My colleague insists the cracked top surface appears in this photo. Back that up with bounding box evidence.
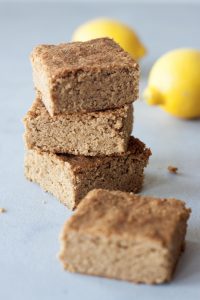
[30,37,139,76]
[63,189,191,245]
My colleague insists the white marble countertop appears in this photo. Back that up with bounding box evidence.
[0,2,200,299]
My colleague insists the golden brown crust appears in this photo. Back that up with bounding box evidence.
[64,189,191,246]
[31,37,139,78]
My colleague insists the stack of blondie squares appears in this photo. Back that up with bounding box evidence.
[23,37,151,209]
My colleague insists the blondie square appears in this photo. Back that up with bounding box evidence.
[24,137,151,209]
[30,38,139,116]
[59,189,191,284]
[23,98,133,156]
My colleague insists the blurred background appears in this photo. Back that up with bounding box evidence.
[1,0,200,103]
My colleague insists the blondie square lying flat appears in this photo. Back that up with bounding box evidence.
[23,98,133,156]
[24,137,151,209]
[59,189,191,284]
[31,38,139,116]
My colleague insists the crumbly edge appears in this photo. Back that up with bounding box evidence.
[166,207,190,276]
[24,149,76,209]
[65,136,151,174]
[31,57,54,115]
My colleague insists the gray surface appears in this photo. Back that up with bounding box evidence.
[0,2,200,299]
[1,0,200,4]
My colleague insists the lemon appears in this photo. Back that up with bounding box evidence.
[72,18,147,60]
[144,49,200,119]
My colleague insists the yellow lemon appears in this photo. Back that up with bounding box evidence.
[144,49,200,119]
[72,18,147,60]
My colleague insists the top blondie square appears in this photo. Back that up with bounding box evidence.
[31,38,139,116]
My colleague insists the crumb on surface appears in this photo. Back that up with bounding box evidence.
[0,208,6,213]
[168,166,178,174]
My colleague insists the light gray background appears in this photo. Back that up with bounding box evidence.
[0,2,200,300]
[1,0,200,4]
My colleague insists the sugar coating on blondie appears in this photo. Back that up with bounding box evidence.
[59,189,190,284]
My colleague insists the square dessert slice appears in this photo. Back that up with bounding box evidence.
[23,98,133,156]
[24,137,151,210]
[59,189,191,284]
[30,38,139,116]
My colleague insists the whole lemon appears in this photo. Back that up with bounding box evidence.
[144,49,200,119]
[72,18,147,60]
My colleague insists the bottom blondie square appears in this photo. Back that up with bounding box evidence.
[59,189,191,284]
[24,137,151,210]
